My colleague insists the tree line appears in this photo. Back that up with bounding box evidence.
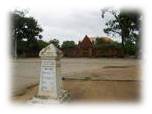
[10,9,141,58]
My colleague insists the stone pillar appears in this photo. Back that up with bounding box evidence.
[27,44,70,104]
[38,44,63,99]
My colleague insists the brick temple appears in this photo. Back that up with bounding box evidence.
[62,35,123,57]
[77,35,95,57]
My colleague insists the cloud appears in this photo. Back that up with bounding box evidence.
[29,8,107,44]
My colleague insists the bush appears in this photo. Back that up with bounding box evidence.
[62,41,76,48]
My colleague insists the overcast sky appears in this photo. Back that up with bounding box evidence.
[26,8,114,44]
[10,0,141,45]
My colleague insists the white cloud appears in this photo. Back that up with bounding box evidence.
[27,8,108,44]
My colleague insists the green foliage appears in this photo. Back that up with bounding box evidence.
[95,38,105,48]
[95,42,122,50]
[11,10,43,41]
[102,9,141,56]
[95,37,121,49]
[37,40,49,50]
[124,41,136,55]
[49,39,60,48]
[11,10,43,57]
[61,41,76,48]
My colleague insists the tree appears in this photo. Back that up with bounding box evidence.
[49,39,60,48]
[95,37,110,48]
[37,40,49,50]
[101,9,141,56]
[61,41,76,48]
[125,40,136,55]
[11,10,43,57]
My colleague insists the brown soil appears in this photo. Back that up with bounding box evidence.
[63,80,140,103]
[12,58,140,103]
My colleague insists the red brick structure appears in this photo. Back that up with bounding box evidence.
[77,35,95,57]
[62,35,124,57]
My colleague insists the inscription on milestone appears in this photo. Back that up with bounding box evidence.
[40,65,56,92]
[41,60,55,66]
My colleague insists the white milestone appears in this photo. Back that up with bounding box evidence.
[28,44,70,104]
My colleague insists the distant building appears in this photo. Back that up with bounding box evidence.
[62,35,124,57]
[77,35,94,57]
